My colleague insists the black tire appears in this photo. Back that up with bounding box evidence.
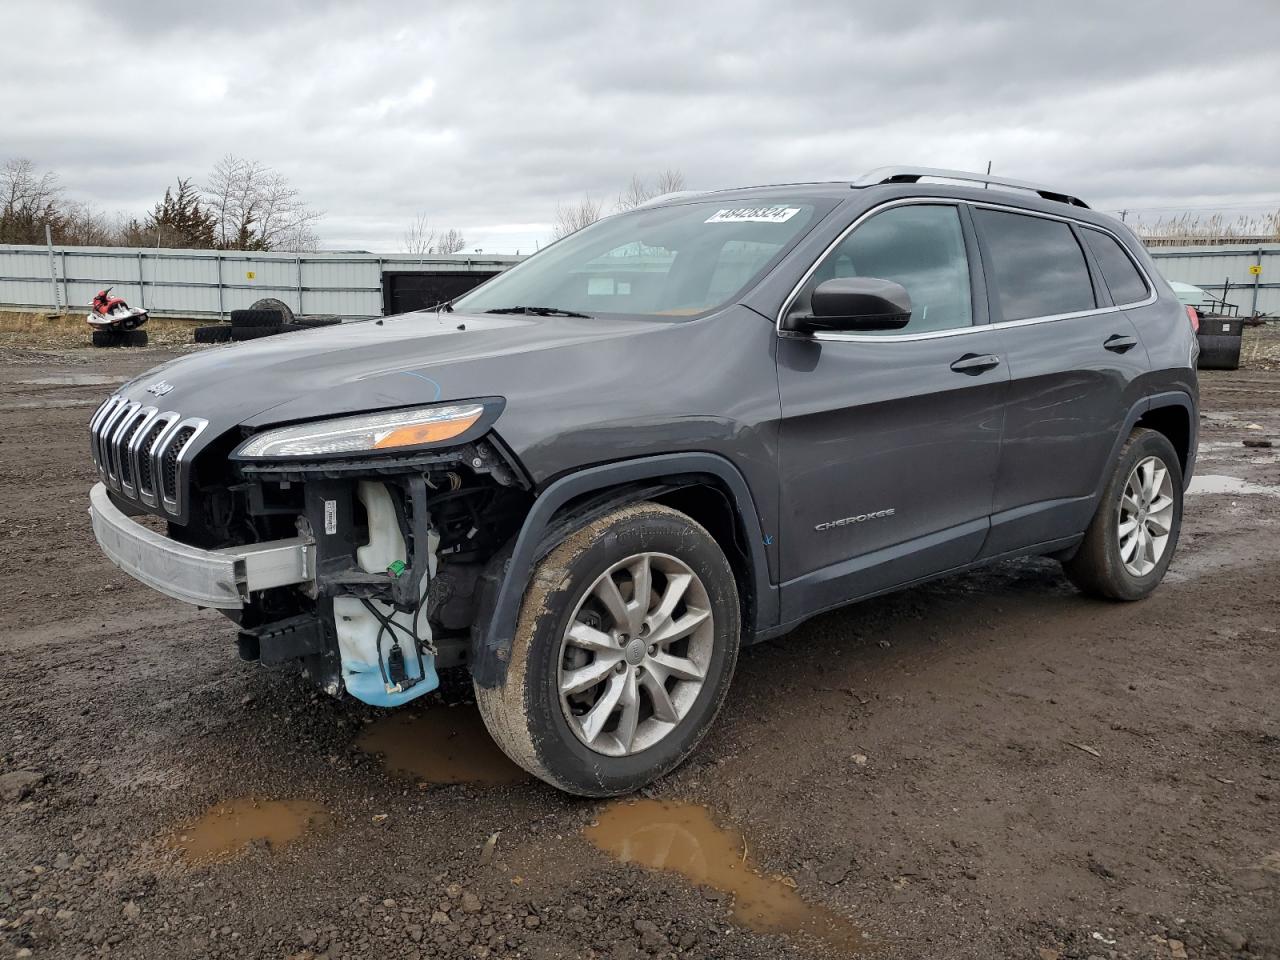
[230,309,282,328]
[475,502,740,796]
[1196,333,1242,371]
[230,325,286,341]
[1063,428,1184,601]
[193,325,232,343]
[250,297,296,324]
[91,329,148,348]
[289,315,342,328]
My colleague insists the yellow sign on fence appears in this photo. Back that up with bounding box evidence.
[1249,264,1263,276]
[246,271,256,280]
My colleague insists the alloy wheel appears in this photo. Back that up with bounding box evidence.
[1117,455,1175,577]
[557,552,714,757]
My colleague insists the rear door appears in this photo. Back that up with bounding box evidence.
[972,206,1151,555]
[776,201,1008,619]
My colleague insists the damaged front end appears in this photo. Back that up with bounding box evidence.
[91,395,531,707]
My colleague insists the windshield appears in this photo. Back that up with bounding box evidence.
[454,198,828,319]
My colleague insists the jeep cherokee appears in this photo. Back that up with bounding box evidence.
[88,166,1198,796]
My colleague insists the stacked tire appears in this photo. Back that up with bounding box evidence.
[230,303,289,342]
[193,299,342,345]
[91,329,148,348]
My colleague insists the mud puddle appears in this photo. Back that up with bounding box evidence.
[358,705,528,785]
[586,799,867,953]
[1187,474,1280,497]
[169,798,330,862]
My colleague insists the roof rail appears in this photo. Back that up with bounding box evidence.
[853,166,1090,209]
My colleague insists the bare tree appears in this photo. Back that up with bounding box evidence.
[404,213,437,255]
[437,227,467,254]
[403,216,467,255]
[553,193,603,240]
[615,168,687,211]
[58,200,117,246]
[203,154,321,251]
[0,158,62,244]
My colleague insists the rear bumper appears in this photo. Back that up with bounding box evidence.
[88,482,314,609]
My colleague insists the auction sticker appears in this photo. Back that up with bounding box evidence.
[706,206,800,224]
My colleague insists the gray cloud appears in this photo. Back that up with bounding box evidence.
[3,0,1277,252]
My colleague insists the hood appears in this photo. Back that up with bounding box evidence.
[116,310,676,444]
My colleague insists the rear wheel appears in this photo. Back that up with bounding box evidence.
[475,503,740,796]
[1063,428,1183,600]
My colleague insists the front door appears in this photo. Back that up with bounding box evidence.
[776,201,1007,620]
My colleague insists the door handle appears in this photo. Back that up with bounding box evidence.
[1104,334,1138,353]
[950,353,1002,375]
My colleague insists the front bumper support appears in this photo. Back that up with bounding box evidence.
[88,482,314,609]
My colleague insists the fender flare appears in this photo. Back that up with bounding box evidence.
[471,452,776,688]
[1100,390,1198,498]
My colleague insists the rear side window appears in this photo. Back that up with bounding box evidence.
[975,209,1096,321]
[1081,228,1149,305]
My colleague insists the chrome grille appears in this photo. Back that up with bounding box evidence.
[89,396,208,520]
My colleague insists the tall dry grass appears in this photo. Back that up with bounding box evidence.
[1135,209,1280,247]
[0,311,198,348]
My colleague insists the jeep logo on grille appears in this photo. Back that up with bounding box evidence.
[146,380,174,397]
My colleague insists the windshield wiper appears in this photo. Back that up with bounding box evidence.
[483,306,593,318]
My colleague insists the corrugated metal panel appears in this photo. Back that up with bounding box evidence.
[0,244,522,318]
[1149,243,1276,317]
[11,241,1269,319]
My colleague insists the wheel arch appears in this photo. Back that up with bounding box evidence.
[1094,391,1197,504]
[470,453,777,689]
[1134,398,1194,477]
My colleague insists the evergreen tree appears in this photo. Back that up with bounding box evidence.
[144,178,216,248]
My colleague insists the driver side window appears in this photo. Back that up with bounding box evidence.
[805,204,973,335]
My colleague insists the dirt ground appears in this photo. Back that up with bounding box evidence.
[1,327,1277,960]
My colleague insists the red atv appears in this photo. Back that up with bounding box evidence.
[87,288,149,347]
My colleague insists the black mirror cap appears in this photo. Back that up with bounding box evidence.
[785,277,913,333]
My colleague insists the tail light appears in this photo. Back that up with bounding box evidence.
[1186,305,1200,333]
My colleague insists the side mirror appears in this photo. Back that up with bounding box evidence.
[784,277,913,333]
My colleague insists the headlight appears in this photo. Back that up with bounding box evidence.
[234,402,489,459]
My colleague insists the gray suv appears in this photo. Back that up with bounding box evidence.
[88,166,1198,795]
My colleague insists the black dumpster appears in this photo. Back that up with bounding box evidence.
[1196,315,1244,370]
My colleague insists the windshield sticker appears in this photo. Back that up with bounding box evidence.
[705,206,801,224]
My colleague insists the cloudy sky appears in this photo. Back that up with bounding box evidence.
[5,0,1278,253]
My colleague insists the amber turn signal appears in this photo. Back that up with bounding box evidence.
[373,411,482,449]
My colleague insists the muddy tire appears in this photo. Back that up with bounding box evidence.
[91,329,148,348]
[193,324,232,343]
[1063,428,1184,601]
[289,315,342,328]
[230,309,282,329]
[250,297,295,324]
[475,503,740,796]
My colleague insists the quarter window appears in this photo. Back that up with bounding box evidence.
[975,209,1096,321]
[800,204,973,335]
[1082,228,1149,305]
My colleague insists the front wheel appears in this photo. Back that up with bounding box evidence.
[1063,427,1184,600]
[475,502,740,796]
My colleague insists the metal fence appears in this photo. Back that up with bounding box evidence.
[0,244,522,319]
[1,240,1275,320]
[1147,243,1276,317]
